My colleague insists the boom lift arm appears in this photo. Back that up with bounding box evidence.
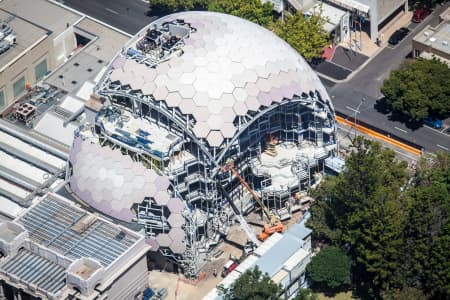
[222,159,283,240]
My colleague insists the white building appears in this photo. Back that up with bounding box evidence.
[0,193,149,300]
[204,215,313,300]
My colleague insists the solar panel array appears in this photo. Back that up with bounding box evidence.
[18,195,139,267]
[2,249,66,294]
[108,12,330,147]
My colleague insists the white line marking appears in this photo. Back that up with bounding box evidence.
[394,127,408,133]
[105,8,119,15]
[345,106,359,114]
[436,144,449,151]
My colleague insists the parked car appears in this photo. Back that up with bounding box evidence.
[142,288,154,300]
[221,259,238,277]
[412,3,431,23]
[388,27,410,45]
[423,117,443,129]
[155,288,168,299]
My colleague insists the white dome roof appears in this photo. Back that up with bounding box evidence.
[107,12,331,146]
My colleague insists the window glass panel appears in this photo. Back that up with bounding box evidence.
[0,90,5,109]
[34,59,48,81]
[13,76,25,98]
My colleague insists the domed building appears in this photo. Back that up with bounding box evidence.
[67,12,337,277]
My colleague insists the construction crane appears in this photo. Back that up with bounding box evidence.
[222,159,283,241]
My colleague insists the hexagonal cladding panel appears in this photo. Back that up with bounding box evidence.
[168,228,185,241]
[146,237,160,252]
[206,131,224,147]
[154,190,170,206]
[156,233,172,248]
[168,213,185,228]
[169,240,186,254]
[167,197,184,214]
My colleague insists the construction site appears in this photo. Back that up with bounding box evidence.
[65,11,339,280]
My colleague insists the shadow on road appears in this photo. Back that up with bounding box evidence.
[374,98,422,130]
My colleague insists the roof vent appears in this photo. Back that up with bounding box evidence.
[424,31,430,36]
[429,37,436,43]
[443,41,448,46]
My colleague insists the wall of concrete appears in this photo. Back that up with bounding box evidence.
[377,0,407,23]
[0,36,50,112]
[103,254,149,300]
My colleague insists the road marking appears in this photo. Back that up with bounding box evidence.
[394,127,408,133]
[345,106,359,114]
[436,144,449,151]
[105,8,119,15]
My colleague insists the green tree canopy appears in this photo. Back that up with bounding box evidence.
[270,11,329,61]
[382,286,427,300]
[293,288,319,300]
[208,0,274,27]
[308,137,410,297]
[402,152,450,298]
[149,0,209,12]
[219,266,281,300]
[306,246,352,293]
[381,59,450,121]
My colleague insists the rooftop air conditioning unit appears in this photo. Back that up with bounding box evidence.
[429,37,436,43]
[424,31,430,37]
[443,41,448,46]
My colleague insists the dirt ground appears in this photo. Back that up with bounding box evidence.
[148,239,243,300]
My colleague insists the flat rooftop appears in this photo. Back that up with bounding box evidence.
[0,0,81,37]
[0,9,48,70]
[414,22,450,55]
[17,194,140,267]
[75,17,131,62]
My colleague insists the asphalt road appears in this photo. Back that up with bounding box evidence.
[62,0,157,34]
[326,3,450,153]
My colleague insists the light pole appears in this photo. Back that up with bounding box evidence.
[353,98,365,139]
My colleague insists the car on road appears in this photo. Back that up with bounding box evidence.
[423,117,443,129]
[388,27,410,45]
[412,3,431,23]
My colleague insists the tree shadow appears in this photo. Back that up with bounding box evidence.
[374,97,423,131]
[373,97,392,115]
[388,111,422,130]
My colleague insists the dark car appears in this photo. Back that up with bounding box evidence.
[423,117,443,129]
[388,27,410,45]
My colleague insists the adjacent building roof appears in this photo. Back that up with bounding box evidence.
[104,12,331,147]
[0,0,82,37]
[18,194,140,266]
[0,9,48,72]
[2,249,67,294]
[0,193,148,299]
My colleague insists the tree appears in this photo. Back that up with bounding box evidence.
[219,266,281,300]
[149,0,208,12]
[402,152,450,298]
[208,0,274,27]
[308,137,410,297]
[293,288,319,300]
[382,286,427,300]
[306,246,352,293]
[270,11,329,61]
[381,59,450,121]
